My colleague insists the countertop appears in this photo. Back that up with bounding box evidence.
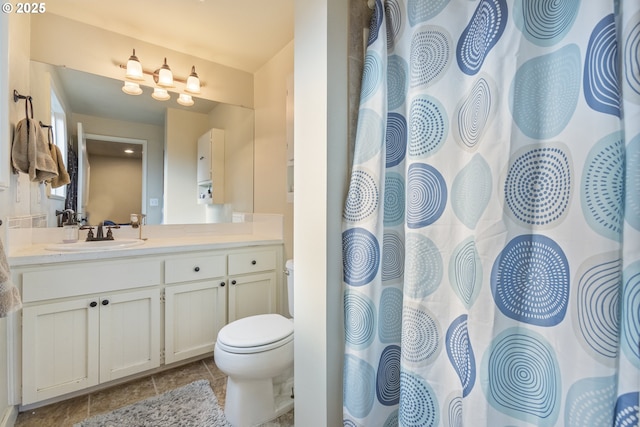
[9,234,284,267]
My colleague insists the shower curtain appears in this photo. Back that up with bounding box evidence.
[342,0,639,426]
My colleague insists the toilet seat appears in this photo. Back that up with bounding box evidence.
[217,313,293,354]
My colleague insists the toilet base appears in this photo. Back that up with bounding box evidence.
[224,369,294,427]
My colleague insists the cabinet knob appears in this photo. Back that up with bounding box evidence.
[220,281,226,287]
[194,266,200,272]
[251,260,257,265]
[231,280,237,285]
[89,301,98,308]
[101,299,110,306]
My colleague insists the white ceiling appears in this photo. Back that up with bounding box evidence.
[46,0,295,73]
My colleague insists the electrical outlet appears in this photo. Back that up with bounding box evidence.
[149,198,159,206]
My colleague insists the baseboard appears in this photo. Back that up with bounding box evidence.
[0,405,17,427]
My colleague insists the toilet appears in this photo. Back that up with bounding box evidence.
[214,259,295,427]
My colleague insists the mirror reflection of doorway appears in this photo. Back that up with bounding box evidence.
[81,131,147,225]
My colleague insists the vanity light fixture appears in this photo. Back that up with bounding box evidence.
[156,58,174,88]
[177,93,194,106]
[125,49,144,80]
[185,66,201,94]
[120,49,203,106]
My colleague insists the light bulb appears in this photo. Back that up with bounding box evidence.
[177,93,194,106]
[122,81,142,95]
[152,87,170,101]
[185,66,201,94]
[125,49,144,81]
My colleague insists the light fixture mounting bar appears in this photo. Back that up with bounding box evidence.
[118,64,205,87]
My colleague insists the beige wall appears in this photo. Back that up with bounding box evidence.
[86,155,142,224]
[254,41,294,260]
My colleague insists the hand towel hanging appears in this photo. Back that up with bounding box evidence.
[0,238,22,318]
[45,126,70,188]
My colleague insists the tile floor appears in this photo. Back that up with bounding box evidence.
[14,358,294,427]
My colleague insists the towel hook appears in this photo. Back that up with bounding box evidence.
[13,90,33,119]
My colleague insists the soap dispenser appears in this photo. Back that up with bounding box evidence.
[63,212,79,243]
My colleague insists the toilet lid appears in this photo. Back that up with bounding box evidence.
[217,313,293,351]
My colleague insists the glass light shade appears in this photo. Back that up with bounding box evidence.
[125,49,144,81]
[185,66,201,94]
[122,81,143,95]
[157,58,174,87]
[177,93,194,106]
[152,87,170,101]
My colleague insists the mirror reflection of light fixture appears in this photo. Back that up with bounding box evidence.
[152,87,170,101]
[125,49,144,80]
[122,81,143,95]
[124,148,134,154]
[156,58,174,88]
[177,93,194,106]
[185,66,201,94]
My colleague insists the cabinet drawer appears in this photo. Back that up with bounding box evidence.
[165,254,226,284]
[22,259,162,303]
[228,250,276,275]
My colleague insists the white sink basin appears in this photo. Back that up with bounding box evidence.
[46,239,145,252]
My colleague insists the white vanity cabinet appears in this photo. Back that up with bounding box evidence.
[12,242,283,407]
[19,259,162,405]
[228,249,278,322]
[164,254,227,364]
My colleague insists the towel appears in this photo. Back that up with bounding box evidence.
[0,238,22,318]
[48,143,71,188]
[11,118,58,182]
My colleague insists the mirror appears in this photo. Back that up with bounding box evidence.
[30,61,255,226]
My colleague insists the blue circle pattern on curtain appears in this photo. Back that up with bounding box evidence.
[453,75,497,151]
[572,253,622,365]
[367,0,383,47]
[409,96,448,158]
[564,375,618,427]
[385,0,403,51]
[386,112,407,168]
[491,234,570,327]
[615,392,640,427]
[451,154,492,229]
[361,51,384,104]
[354,108,384,165]
[402,304,441,365]
[344,290,376,349]
[623,12,640,102]
[343,354,376,418]
[410,27,451,88]
[407,0,449,26]
[513,0,579,47]
[342,227,380,287]
[377,345,401,406]
[407,163,447,228]
[384,172,405,227]
[445,396,463,427]
[584,14,621,118]
[405,233,443,299]
[581,131,625,241]
[482,328,561,426]
[378,287,403,343]
[399,371,439,427]
[449,237,483,309]
[343,169,379,223]
[456,0,508,76]
[388,56,408,111]
[503,144,573,227]
[381,232,404,283]
[621,261,640,369]
[446,315,476,397]
[625,133,640,230]
[510,44,581,139]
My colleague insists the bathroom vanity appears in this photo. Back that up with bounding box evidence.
[7,224,284,408]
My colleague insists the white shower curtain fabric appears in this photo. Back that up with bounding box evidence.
[342,0,640,426]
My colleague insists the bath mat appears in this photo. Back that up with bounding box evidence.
[73,380,231,427]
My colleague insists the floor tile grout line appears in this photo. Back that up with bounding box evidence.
[151,375,159,395]
[202,359,217,382]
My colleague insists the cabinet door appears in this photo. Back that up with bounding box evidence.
[197,132,212,183]
[99,289,161,382]
[228,272,277,322]
[22,298,99,404]
[164,280,227,364]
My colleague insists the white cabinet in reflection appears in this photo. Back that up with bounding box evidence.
[197,128,225,204]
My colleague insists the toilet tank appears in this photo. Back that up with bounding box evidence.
[285,259,294,317]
